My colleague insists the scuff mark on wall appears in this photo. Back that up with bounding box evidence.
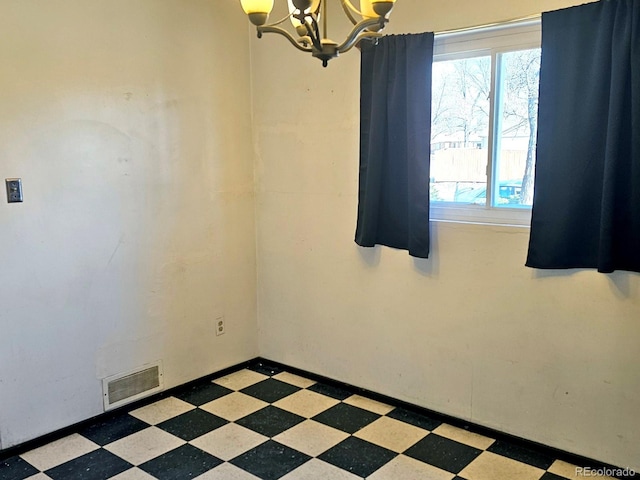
[107,235,125,267]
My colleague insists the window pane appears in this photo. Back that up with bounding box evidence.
[493,48,541,207]
[430,56,491,204]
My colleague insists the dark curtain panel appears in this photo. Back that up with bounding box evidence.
[526,0,640,273]
[355,33,434,258]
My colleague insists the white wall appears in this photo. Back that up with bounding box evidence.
[2,0,639,470]
[253,0,640,471]
[0,0,258,448]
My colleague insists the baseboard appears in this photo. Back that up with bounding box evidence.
[255,357,637,478]
[1,356,636,479]
[0,358,256,462]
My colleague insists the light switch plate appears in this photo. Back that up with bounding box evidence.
[5,178,23,203]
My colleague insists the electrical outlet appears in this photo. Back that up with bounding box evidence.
[216,316,225,336]
[5,178,23,203]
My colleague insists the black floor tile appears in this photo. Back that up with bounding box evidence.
[318,436,397,478]
[487,439,555,470]
[540,473,568,480]
[45,449,132,480]
[312,403,380,434]
[0,456,39,480]
[173,381,233,406]
[386,407,443,431]
[240,379,301,403]
[139,444,222,480]
[404,433,482,474]
[78,413,149,446]
[248,363,286,377]
[230,440,310,480]
[307,382,353,400]
[156,408,228,441]
[236,406,305,437]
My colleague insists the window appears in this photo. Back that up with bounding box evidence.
[429,20,541,225]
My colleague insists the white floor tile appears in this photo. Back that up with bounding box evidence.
[459,451,544,480]
[280,458,361,480]
[343,395,394,415]
[354,416,429,453]
[20,434,99,471]
[273,372,317,389]
[432,424,495,450]
[273,389,340,418]
[213,370,268,391]
[109,467,157,479]
[195,462,261,479]
[104,426,185,465]
[273,420,349,457]
[190,424,268,461]
[200,392,268,421]
[129,397,195,425]
[25,474,53,480]
[367,454,455,480]
[547,459,618,480]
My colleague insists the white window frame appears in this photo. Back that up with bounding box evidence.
[429,19,541,227]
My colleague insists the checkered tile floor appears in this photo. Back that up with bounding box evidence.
[0,363,618,480]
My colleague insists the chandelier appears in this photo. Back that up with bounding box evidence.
[239,0,397,67]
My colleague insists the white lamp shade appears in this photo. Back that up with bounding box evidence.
[240,0,274,15]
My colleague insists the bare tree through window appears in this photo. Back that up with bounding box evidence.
[430,48,541,208]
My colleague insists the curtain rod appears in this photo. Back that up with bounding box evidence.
[435,13,541,37]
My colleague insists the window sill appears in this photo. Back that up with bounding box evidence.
[430,203,532,228]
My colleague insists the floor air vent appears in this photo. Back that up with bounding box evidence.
[103,362,163,411]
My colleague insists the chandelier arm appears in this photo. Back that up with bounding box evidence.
[338,31,382,53]
[257,26,314,52]
[336,18,386,52]
[339,0,362,25]
[264,12,298,27]
[303,16,323,51]
[297,36,314,46]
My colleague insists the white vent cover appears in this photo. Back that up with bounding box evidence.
[102,362,163,411]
